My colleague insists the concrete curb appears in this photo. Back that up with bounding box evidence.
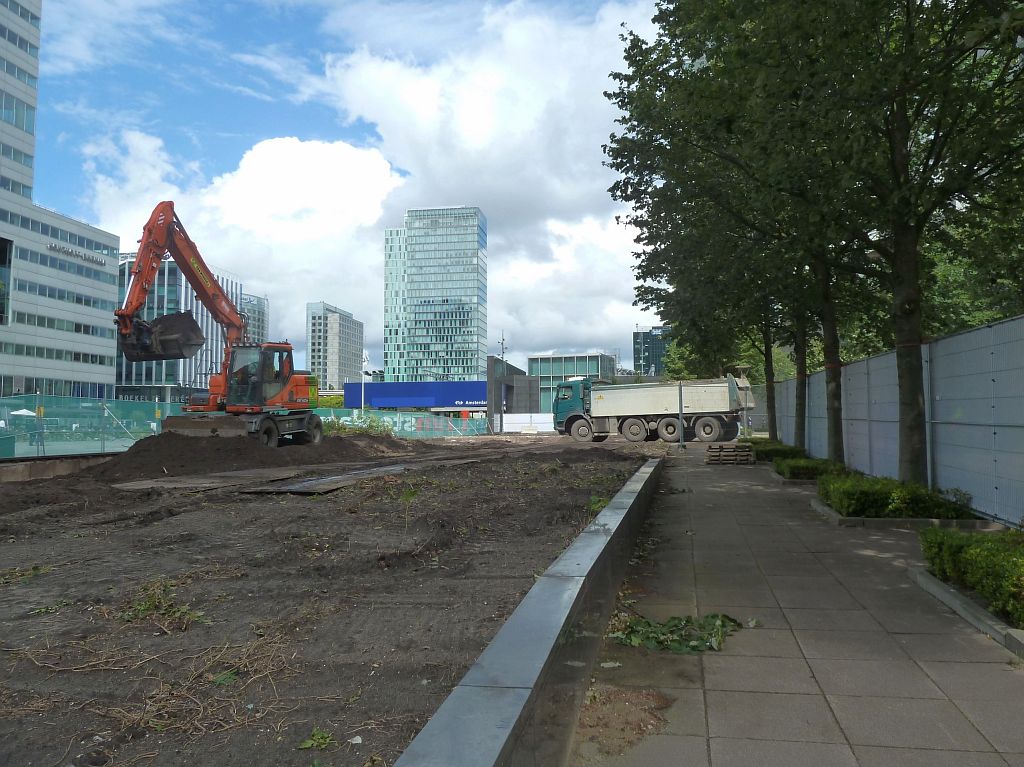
[810,497,1008,531]
[909,568,1024,661]
[0,455,111,483]
[394,457,664,767]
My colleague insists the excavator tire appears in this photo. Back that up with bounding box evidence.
[257,419,280,448]
[294,415,323,445]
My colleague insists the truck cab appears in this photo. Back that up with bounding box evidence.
[553,379,589,433]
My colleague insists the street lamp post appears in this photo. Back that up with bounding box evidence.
[361,350,370,411]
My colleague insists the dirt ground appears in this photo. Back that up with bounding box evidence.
[0,433,657,767]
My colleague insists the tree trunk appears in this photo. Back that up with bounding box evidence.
[761,320,778,441]
[793,322,808,450]
[890,224,928,485]
[813,257,845,464]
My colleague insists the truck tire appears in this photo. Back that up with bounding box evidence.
[570,419,594,443]
[621,417,648,443]
[257,419,280,447]
[694,416,722,442]
[657,417,681,443]
[723,421,740,441]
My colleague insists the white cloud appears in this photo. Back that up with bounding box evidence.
[86,132,403,365]
[41,0,201,76]
[78,1,662,370]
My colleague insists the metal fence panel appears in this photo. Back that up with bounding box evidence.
[769,315,1024,527]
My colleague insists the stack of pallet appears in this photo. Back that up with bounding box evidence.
[704,443,755,465]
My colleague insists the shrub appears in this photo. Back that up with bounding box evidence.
[773,457,847,480]
[919,528,1024,629]
[818,475,975,519]
[322,414,395,437]
[751,444,807,461]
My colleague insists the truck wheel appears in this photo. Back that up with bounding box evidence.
[257,419,280,447]
[570,419,594,443]
[694,416,722,442]
[657,417,681,443]
[621,418,648,443]
[723,421,740,441]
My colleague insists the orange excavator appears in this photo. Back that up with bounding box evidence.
[115,201,322,446]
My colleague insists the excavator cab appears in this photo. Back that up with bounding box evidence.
[118,311,206,362]
[226,345,291,407]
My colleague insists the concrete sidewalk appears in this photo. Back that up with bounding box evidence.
[580,447,1024,767]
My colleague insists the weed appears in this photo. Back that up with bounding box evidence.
[298,726,337,751]
[608,613,741,654]
[588,496,611,513]
[0,564,53,587]
[211,669,238,686]
[29,598,70,615]
[119,578,206,631]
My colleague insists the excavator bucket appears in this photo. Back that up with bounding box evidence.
[119,312,206,362]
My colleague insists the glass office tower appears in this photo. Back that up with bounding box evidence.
[383,207,487,382]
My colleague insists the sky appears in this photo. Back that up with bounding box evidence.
[33,0,662,371]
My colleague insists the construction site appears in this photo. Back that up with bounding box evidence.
[0,431,660,766]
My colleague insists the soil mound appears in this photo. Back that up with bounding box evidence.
[83,431,429,481]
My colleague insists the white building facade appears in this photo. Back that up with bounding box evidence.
[306,301,363,390]
[0,0,121,398]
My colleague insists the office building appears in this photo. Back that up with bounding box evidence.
[633,325,671,377]
[0,0,121,398]
[115,254,242,400]
[306,301,363,390]
[528,353,617,411]
[240,293,269,344]
[383,207,487,382]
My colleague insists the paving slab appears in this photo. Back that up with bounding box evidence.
[569,452,1020,767]
[710,738,858,767]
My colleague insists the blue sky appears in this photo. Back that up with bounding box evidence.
[33,0,660,368]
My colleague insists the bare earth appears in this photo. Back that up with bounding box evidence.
[0,433,652,767]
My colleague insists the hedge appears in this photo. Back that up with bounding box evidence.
[773,457,847,480]
[919,528,1024,629]
[818,474,976,519]
[750,444,807,461]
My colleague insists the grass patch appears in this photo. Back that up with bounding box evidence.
[920,528,1024,629]
[0,564,53,587]
[119,578,206,631]
[608,613,741,654]
[322,414,394,437]
[819,475,976,519]
[773,457,847,480]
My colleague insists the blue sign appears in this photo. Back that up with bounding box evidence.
[343,380,487,409]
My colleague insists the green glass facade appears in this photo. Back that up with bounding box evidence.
[528,353,617,411]
[383,207,487,382]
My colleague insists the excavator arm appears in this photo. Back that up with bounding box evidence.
[115,201,246,365]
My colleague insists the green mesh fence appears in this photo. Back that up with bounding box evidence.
[0,396,490,459]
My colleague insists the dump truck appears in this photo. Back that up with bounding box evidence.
[553,375,754,443]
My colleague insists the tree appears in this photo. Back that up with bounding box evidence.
[607,0,1024,482]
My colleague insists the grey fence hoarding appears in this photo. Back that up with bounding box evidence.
[773,315,1024,527]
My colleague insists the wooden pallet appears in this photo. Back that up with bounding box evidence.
[705,443,755,465]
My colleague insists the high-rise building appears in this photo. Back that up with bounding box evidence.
[383,207,487,382]
[306,301,363,390]
[115,254,242,400]
[528,352,617,411]
[240,293,270,344]
[0,0,121,398]
[633,325,671,377]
